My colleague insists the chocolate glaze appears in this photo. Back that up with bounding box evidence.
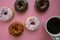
[35,0,49,12]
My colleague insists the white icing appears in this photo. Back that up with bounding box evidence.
[40,3,47,9]
[26,16,40,31]
[0,7,13,21]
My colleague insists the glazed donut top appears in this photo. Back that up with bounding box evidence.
[14,0,28,12]
[0,7,13,21]
[35,0,49,12]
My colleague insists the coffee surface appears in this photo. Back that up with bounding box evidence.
[47,17,60,34]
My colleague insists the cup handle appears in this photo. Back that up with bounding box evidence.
[52,36,60,40]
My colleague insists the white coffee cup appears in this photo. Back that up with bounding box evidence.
[45,16,60,40]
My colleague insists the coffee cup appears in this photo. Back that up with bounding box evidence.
[45,16,60,40]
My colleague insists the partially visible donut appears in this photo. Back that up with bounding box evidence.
[25,16,40,31]
[0,7,14,21]
[14,0,28,12]
[8,22,24,37]
[35,0,49,12]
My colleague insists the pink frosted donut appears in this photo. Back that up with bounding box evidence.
[0,7,13,21]
[25,16,40,31]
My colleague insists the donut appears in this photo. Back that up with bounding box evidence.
[0,7,14,21]
[14,0,28,12]
[35,0,49,12]
[25,16,40,31]
[8,22,24,37]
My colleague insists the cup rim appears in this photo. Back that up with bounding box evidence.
[45,16,60,36]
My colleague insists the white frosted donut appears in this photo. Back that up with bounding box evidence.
[0,7,13,21]
[25,16,40,31]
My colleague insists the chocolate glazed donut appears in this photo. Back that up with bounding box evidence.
[14,0,28,12]
[35,0,49,12]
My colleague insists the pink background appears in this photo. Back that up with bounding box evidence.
[0,0,60,40]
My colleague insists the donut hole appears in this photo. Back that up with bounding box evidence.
[18,1,24,8]
[38,1,44,7]
[38,0,46,8]
[40,2,44,6]
[31,22,35,25]
[4,12,7,15]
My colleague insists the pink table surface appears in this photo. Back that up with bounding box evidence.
[0,0,60,40]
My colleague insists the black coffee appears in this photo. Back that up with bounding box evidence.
[47,17,60,34]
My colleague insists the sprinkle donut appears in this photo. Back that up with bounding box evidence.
[8,22,24,37]
[25,16,40,31]
[0,7,14,21]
